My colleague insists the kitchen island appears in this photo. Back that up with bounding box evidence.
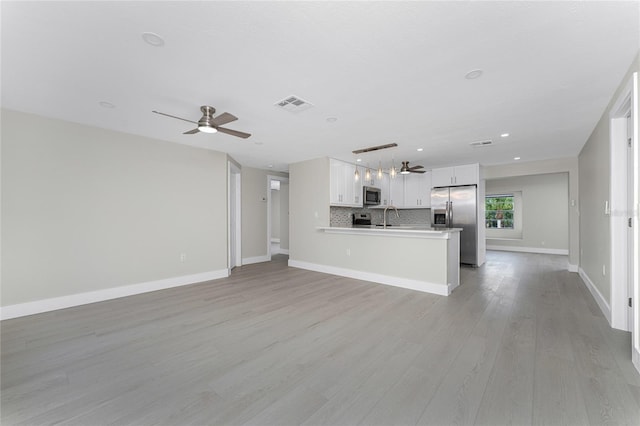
[289,225,461,296]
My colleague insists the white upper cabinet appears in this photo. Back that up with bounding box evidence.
[403,171,431,208]
[431,163,479,187]
[330,159,362,207]
[389,175,405,207]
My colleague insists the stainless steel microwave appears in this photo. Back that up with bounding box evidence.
[363,186,381,206]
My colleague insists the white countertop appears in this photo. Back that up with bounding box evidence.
[317,225,462,239]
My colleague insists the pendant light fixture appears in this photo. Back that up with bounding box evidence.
[377,161,383,179]
[365,166,371,181]
[390,158,397,178]
[354,166,360,181]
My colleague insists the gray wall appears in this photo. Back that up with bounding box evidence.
[484,157,579,268]
[486,173,569,251]
[579,52,640,304]
[1,109,229,306]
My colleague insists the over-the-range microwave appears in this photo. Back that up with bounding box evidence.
[363,186,381,206]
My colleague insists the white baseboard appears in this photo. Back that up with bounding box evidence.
[568,264,579,273]
[578,267,611,326]
[271,248,289,255]
[288,259,451,296]
[487,245,569,255]
[0,269,229,321]
[242,255,270,265]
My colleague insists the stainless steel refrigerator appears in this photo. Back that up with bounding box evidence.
[431,185,478,266]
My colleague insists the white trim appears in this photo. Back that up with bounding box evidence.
[578,267,612,326]
[271,248,289,255]
[0,269,229,320]
[267,175,289,260]
[288,259,452,296]
[242,255,270,265]
[486,245,569,255]
[568,264,579,273]
[633,347,640,375]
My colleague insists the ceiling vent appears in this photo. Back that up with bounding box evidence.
[274,95,314,113]
[469,139,493,147]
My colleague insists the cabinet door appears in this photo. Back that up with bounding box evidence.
[431,167,454,187]
[347,163,362,206]
[329,159,344,205]
[389,175,405,207]
[378,173,390,206]
[404,171,432,208]
[452,164,478,186]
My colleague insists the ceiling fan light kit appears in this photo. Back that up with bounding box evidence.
[152,105,251,139]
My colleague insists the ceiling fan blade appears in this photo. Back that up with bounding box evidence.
[212,112,238,126]
[410,170,426,174]
[183,128,200,134]
[152,110,197,124]
[217,127,251,139]
[409,165,424,170]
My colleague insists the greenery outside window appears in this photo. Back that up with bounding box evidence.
[486,194,514,229]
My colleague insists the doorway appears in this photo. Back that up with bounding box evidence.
[267,175,289,259]
[609,72,639,373]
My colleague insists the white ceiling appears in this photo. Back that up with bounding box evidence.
[2,1,639,172]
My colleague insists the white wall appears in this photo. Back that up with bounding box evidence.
[1,109,229,308]
[279,182,289,250]
[579,52,640,305]
[486,173,569,253]
[271,188,280,240]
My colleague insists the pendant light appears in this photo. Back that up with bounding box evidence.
[354,166,360,181]
[390,158,397,178]
[365,165,371,181]
[377,161,383,179]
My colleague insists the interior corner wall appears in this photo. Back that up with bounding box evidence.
[1,109,229,307]
[241,167,288,261]
[578,52,640,305]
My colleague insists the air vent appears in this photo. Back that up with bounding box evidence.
[274,95,314,113]
[469,139,493,147]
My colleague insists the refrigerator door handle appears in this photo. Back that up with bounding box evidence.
[448,201,453,227]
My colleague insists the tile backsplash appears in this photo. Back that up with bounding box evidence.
[330,206,431,227]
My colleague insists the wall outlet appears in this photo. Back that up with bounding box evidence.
[541,241,545,246]
[602,264,606,276]
[346,248,351,256]
[180,253,187,263]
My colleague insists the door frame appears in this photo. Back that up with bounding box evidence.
[267,175,289,259]
[228,161,242,271]
[609,72,639,373]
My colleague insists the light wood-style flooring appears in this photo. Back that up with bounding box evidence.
[2,252,640,425]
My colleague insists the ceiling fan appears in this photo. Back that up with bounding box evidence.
[152,105,251,139]
[399,161,425,174]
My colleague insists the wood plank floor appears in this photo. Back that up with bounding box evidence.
[2,252,639,425]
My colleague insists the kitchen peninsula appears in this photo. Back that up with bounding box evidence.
[289,157,463,296]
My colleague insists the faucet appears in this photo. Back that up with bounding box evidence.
[383,205,399,229]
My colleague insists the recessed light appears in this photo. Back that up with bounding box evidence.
[514,157,521,160]
[142,32,165,47]
[356,158,362,162]
[268,165,274,168]
[326,117,338,123]
[464,69,483,80]
[417,148,424,152]
[254,141,263,145]
[99,101,115,108]
[501,133,510,138]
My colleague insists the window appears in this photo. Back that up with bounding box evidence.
[486,194,514,229]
